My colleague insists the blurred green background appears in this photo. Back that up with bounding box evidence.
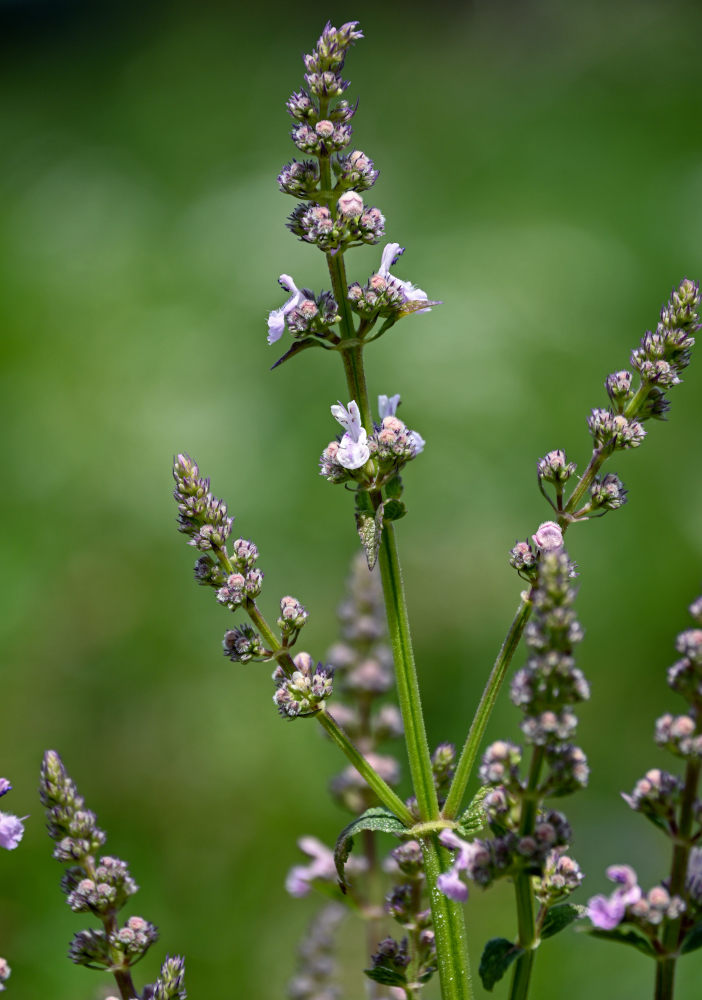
[1,0,702,996]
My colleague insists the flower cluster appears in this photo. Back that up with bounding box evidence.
[439,549,587,904]
[39,751,186,997]
[587,595,702,964]
[286,903,346,1000]
[268,20,435,354]
[319,395,425,486]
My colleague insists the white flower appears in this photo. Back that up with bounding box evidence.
[331,400,370,470]
[267,274,305,344]
[378,243,430,311]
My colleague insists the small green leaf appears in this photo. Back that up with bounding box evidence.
[457,785,490,837]
[334,806,406,887]
[364,966,407,987]
[355,490,373,514]
[383,499,407,522]
[385,475,404,499]
[270,338,324,370]
[355,503,384,570]
[681,919,702,954]
[479,938,524,992]
[585,925,657,957]
[541,903,586,939]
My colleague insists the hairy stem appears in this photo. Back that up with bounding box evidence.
[423,835,474,1000]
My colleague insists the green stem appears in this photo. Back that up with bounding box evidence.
[317,707,414,825]
[378,517,439,822]
[423,835,474,1000]
[508,746,545,1000]
[443,595,534,820]
[327,243,471,997]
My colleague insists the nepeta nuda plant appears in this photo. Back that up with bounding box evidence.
[169,20,700,1000]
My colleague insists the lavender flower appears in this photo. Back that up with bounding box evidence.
[268,274,306,344]
[587,864,642,929]
[0,812,25,851]
[330,400,370,470]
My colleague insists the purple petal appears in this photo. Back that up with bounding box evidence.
[587,893,626,930]
[0,813,25,851]
[437,868,468,903]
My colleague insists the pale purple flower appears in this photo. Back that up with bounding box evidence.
[436,828,490,903]
[378,243,430,312]
[331,400,370,470]
[0,812,25,851]
[0,780,11,798]
[532,520,563,551]
[267,274,305,344]
[409,430,425,456]
[285,836,336,897]
[587,864,642,929]
[378,393,401,419]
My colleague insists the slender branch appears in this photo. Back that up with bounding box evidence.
[317,708,414,825]
[443,594,534,820]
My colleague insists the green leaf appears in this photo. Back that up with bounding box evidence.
[364,966,407,987]
[585,925,657,957]
[681,919,702,954]
[541,903,586,939]
[457,785,490,837]
[418,965,437,984]
[355,502,384,570]
[385,475,404,499]
[270,338,324,370]
[479,938,524,992]
[334,806,406,888]
[383,499,407,522]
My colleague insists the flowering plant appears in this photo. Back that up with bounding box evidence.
[32,18,701,1000]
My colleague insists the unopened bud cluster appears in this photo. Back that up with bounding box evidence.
[40,751,186,995]
[439,549,588,903]
[588,595,702,954]
[535,279,699,524]
[173,455,310,667]
[273,652,334,718]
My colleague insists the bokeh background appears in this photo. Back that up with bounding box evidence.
[2,0,702,996]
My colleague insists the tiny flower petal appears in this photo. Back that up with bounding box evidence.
[0,812,25,850]
[0,780,11,798]
[437,868,469,902]
[378,394,401,419]
[337,430,370,469]
[376,243,431,313]
[267,274,305,345]
[331,400,363,437]
[587,893,626,930]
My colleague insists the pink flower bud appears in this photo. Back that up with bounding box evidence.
[532,520,563,551]
[337,191,364,217]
